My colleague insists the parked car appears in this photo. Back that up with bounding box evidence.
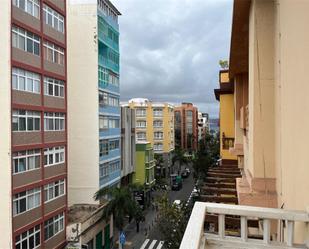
[185,167,191,174]
[171,181,182,191]
[181,170,189,178]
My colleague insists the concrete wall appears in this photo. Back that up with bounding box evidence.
[121,107,136,178]
[219,94,237,160]
[0,1,12,247]
[274,0,309,240]
[68,3,99,205]
[247,0,276,179]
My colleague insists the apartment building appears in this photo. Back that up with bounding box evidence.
[214,70,237,162]
[0,1,67,248]
[174,103,198,152]
[68,0,121,204]
[127,98,174,177]
[198,112,209,141]
[121,106,136,186]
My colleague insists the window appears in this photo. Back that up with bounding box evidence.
[12,110,40,132]
[13,0,40,19]
[43,5,64,33]
[153,120,163,128]
[108,95,119,106]
[99,116,108,130]
[154,143,163,151]
[44,212,64,241]
[109,140,119,150]
[44,179,65,202]
[13,187,41,216]
[44,112,65,131]
[136,120,146,128]
[12,26,40,55]
[99,92,108,106]
[110,161,120,173]
[154,131,163,140]
[136,132,146,141]
[44,147,65,167]
[109,72,119,86]
[99,92,119,107]
[99,163,109,178]
[13,149,40,174]
[44,77,64,98]
[43,41,64,65]
[99,140,108,157]
[15,225,41,249]
[98,66,109,84]
[136,109,146,117]
[153,108,163,117]
[109,118,119,128]
[12,68,40,94]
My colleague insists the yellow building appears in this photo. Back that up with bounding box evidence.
[127,98,174,177]
[228,0,309,241]
[214,70,237,162]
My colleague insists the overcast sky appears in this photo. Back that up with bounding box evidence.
[113,0,233,118]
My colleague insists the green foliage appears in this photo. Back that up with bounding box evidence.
[172,148,188,167]
[193,132,219,180]
[156,195,191,249]
[219,59,229,69]
[94,185,144,231]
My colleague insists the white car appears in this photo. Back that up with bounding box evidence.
[173,200,181,207]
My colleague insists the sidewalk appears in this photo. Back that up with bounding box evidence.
[113,204,159,249]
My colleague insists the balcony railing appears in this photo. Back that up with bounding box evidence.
[180,202,309,249]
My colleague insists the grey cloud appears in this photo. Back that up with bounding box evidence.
[114,0,233,117]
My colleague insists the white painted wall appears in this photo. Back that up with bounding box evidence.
[0,1,12,247]
[67,3,99,205]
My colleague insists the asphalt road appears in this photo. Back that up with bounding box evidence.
[146,165,196,246]
[122,164,195,249]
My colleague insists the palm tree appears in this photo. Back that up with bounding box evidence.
[172,149,188,174]
[94,186,136,249]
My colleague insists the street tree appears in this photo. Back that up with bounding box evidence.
[172,148,188,174]
[94,186,144,247]
[156,195,191,249]
[193,131,219,180]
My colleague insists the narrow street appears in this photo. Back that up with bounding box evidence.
[121,164,195,249]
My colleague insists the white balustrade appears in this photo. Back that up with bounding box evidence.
[180,202,309,249]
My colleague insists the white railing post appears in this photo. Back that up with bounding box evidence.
[263,219,271,244]
[241,216,248,241]
[286,220,294,247]
[218,214,225,238]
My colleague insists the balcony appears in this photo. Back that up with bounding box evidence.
[98,55,119,74]
[99,105,120,115]
[98,31,119,52]
[180,202,309,249]
[98,80,119,94]
[99,128,120,138]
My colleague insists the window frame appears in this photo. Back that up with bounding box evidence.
[44,112,65,131]
[15,224,41,249]
[43,4,65,33]
[44,212,64,241]
[12,26,40,56]
[12,110,41,132]
[12,67,41,94]
[44,146,65,167]
[13,149,41,174]
[13,0,40,19]
[44,179,65,203]
[13,187,41,216]
[43,41,65,65]
[44,76,65,98]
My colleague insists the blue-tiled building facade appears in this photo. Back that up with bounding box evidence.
[97,0,121,189]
